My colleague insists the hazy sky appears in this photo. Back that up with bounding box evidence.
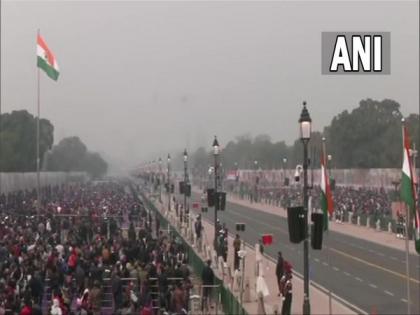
[1,1,419,170]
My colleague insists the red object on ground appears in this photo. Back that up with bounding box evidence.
[262,234,273,245]
[192,202,200,209]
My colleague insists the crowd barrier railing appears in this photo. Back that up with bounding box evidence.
[136,187,248,315]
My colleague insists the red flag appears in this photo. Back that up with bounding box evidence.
[262,234,273,246]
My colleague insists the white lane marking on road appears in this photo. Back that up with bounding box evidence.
[401,298,408,303]
[322,262,328,266]
[223,205,406,302]
[384,290,394,297]
[333,267,340,271]
[390,256,398,261]
[314,258,320,263]
[369,283,378,289]
[344,271,351,277]
[211,215,370,315]
[377,253,385,257]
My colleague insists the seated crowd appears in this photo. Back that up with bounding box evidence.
[0,181,192,315]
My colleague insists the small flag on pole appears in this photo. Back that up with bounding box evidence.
[37,34,60,81]
[261,234,273,246]
[321,154,334,231]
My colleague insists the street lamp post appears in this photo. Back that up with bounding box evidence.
[299,101,312,315]
[327,154,333,219]
[158,157,162,202]
[167,154,171,211]
[282,157,287,186]
[213,136,220,250]
[208,166,213,188]
[234,162,239,195]
[254,160,258,203]
[220,162,224,192]
[183,149,189,225]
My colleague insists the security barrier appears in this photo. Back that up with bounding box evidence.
[137,188,248,315]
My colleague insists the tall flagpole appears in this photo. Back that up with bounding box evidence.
[36,29,41,215]
[322,137,332,315]
[402,119,411,315]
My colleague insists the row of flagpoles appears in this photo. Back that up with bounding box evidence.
[320,120,419,314]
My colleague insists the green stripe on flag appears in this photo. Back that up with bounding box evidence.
[401,172,415,212]
[321,192,328,231]
[37,57,59,81]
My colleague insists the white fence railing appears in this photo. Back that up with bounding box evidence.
[0,172,87,194]
[235,168,411,188]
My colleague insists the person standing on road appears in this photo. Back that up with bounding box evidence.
[233,234,241,270]
[194,215,203,251]
[276,251,284,296]
[222,234,228,263]
[259,239,265,256]
[280,262,293,315]
[201,259,215,311]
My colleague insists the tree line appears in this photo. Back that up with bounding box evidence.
[0,110,107,178]
[185,99,419,172]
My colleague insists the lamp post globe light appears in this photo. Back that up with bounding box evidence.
[234,162,239,194]
[299,101,312,315]
[183,149,189,224]
[167,154,171,211]
[213,136,220,250]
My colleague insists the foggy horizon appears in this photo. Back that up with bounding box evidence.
[1,1,419,171]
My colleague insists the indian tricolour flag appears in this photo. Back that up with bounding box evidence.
[321,156,334,231]
[400,125,420,254]
[37,34,59,81]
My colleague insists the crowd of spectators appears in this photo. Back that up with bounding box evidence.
[0,181,192,315]
[327,186,392,218]
[232,181,393,219]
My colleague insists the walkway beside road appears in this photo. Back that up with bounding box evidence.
[156,193,358,315]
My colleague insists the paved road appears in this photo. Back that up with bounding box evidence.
[187,191,420,315]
